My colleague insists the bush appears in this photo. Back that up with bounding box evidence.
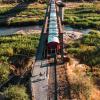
[0,34,39,57]
[66,30,100,67]
[4,85,29,100]
[6,47,14,56]
[71,80,92,100]
[0,63,10,84]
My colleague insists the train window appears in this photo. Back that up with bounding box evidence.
[52,49,56,54]
[48,49,56,55]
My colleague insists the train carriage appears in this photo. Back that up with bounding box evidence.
[47,0,61,57]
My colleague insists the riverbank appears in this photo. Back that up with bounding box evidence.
[0,26,41,36]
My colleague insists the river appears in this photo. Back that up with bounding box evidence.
[0,25,92,36]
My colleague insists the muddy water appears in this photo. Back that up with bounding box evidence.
[0,26,42,36]
[0,25,92,36]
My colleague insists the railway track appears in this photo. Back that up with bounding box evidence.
[48,57,57,100]
[56,64,72,100]
[47,57,71,100]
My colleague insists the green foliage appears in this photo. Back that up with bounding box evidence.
[64,3,100,29]
[0,0,48,3]
[81,30,100,46]
[66,30,100,67]
[4,85,29,100]
[6,47,14,56]
[0,63,10,84]
[0,4,46,26]
[0,34,39,63]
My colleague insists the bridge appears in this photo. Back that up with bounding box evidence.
[30,0,65,100]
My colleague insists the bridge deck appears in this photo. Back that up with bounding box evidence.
[30,0,63,99]
[30,60,48,100]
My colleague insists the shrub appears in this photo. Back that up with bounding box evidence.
[71,80,92,100]
[0,63,10,84]
[4,85,29,100]
[6,47,14,56]
[66,30,100,67]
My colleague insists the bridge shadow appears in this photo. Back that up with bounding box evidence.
[0,2,31,26]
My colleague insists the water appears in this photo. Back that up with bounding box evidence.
[0,26,42,36]
[64,25,92,34]
[0,25,92,36]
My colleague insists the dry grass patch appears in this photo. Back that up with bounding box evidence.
[57,57,100,99]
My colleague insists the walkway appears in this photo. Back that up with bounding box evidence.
[31,60,48,100]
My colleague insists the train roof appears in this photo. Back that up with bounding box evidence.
[50,17,57,21]
[48,35,59,43]
[49,24,57,29]
[50,13,56,17]
[49,28,58,33]
[49,21,57,26]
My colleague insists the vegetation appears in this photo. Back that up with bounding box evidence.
[0,0,48,3]
[71,78,92,100]
[66,30,100,93]
[0,34,39,60]
[64,3,100,29]
[66,30,100,67]
[0,63,10,84]
[64,0,100,2]
[0,3,46,26]
[4,85,29,100]
[71,66,93,100]
[0,34,39,98]
[0,1,100,99]
[57,62,93,99]
[0,34,39,79]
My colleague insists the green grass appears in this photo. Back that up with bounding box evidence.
[4,85,29,100]
[0,34,39,94]
[0,34,39,62]
[66,29,100,92]
[0,63,10,84]
[0,3,46,26]
[66,30,100,67]
[64,3,100,29]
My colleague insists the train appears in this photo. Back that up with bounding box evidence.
[47,0,61,58]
